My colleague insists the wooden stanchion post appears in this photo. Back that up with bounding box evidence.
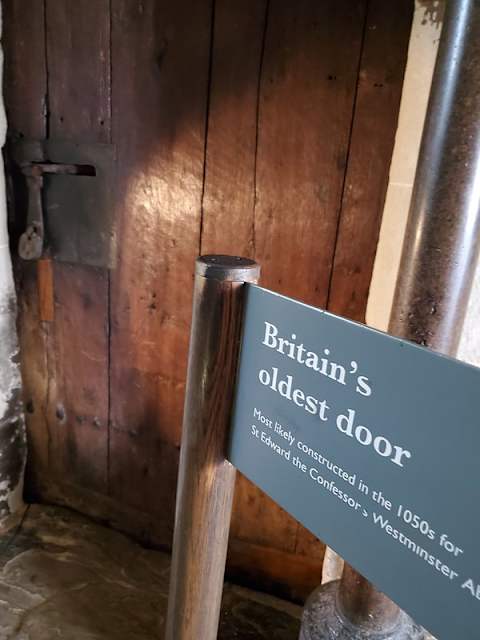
[164,255,260,640]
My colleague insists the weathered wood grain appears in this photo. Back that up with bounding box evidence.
[227,538,323,603]
[199,0,316,592]
[255,0,367,305]
[5,0,413,601]
[109,0,212,539]
[327,0,413,322]
[45,0,110,493]
[201,0,268,256]
[229,0,369,585]
[3,0,50,493]
[3,1,46,139]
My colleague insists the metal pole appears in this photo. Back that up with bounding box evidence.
[388,0,480,353]
[300,0,480,637]
[164,255,260,640]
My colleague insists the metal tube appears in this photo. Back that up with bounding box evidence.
[164,255,260,640]
[389,0,480,353]
[300,0,480,637]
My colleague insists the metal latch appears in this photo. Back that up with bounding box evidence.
[8,139,116,269]
[18,162,96,261]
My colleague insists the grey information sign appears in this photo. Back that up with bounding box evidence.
[229,285,480,640]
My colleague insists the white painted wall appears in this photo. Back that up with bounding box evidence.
[0,8,27,528]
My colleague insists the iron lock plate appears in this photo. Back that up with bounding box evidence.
[8,139,116,269]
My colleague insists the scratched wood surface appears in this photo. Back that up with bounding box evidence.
[327,0,414,322]
[3,0,413,601]
[108,0,213,545]
[231,1,367,586]
[201,0,268,257]
[43,0,110,494]
[3,0,49,494]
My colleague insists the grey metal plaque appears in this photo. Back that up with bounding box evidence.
[229,285,480,640]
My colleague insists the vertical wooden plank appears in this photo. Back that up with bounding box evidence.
[200,0,388,598]
[199,0,301,584]
[201,0,268,256]
[200,0,372,598]
[327,0,413,322]
[3,1,49,493]
[199,1,302,592]
[3,2,46,138]
[45,0,110,492]
[109,0,212,543]
[51,265,109,489]
[237,0,368,577]
[255,0,367,307]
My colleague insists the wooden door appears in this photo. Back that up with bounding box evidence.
[3,0,413,601]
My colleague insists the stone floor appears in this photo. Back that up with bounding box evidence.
[0,505,301,640]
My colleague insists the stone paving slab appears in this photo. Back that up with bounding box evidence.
[0,505,301,639]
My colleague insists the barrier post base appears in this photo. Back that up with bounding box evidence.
[299,582,425,640]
